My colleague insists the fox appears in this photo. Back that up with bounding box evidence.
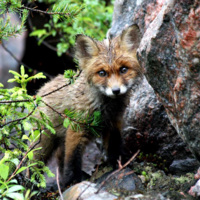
[34,24,142,187]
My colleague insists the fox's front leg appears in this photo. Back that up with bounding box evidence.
[103,121,125,169]
[63,127,90,187]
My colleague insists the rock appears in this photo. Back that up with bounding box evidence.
[125,193,170,200]
[95,168,144,196]
[169,158,199,175]
[110,0,200,163]
[162,191,196,200]
[137,0,200,162]
[122,77,191,167]
[82,139,104,176]
[189,179,200,197]
[61,181,117,200]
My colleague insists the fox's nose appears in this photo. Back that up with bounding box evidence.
[112,87,120,95]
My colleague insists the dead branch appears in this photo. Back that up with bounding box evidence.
[41,70,82,98]
[96,149,140,194]
[6,141,38,182]
[76,182,93,200]
[41,99,88,126]
[1,41,53,78]
[22,5,77,17]
[0,104,36,128]
[56,167,64,200]
[0,99,32,103]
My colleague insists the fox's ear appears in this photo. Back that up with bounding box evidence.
[120,24,141,52]
[75,35,99,68]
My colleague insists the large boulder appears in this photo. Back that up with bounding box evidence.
[110,0,200,163]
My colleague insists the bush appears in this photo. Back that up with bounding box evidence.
[0,0,112,198]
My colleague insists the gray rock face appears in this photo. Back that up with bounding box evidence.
[169,158,199,175]
[62,181,117,200]
[96,168,144,193]
[110,0,200,163]
[122,77,191,166]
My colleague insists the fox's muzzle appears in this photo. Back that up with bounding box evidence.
[112,86,120,95]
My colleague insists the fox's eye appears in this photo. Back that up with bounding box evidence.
[120,66,128,74]
[98,70,107,77]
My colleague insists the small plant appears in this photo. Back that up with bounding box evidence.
[0,66,56,199]
[0,66,103,198]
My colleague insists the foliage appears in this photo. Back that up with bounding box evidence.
[0,66,102,198]
[0,0,84,41]
[64,109,102,137]
[0,66,103,198]
[29,0,114,56]
[0,6,28,41]
[63,69,103,136]
[64,69,78,84]
[0,0,108,197]
[0,66,55,199]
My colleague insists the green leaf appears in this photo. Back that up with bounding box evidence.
[63,118,70,128]
[0,164,9,180]
[30,130,40,141]
[0,83,4,87]
[30,29,47,38]
[8,70,21,77]
[10,159,19,167]
[27,151,33,160]
[16,163,37,175]
[22,121,32,131]
[20,65,25,76]
[7,179,17,184]
[5,192,24,200]
[142,171,147,176]
[4,185,25,194]
[22,135,31,142]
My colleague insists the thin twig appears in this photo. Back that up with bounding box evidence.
[0,99,32,103]
[7,142,37,182]
[49,16,72,57]
[56,167,64,200]
[96,149,140,194]
[41,99,86,126]
[41,100,65,118]
[0,71,82,127]
[22,5,74,16]
[0,105,36,128]
[41,70,82,97]
[23,131,42,167]
[77,182,93,200]
[1,41,53,78]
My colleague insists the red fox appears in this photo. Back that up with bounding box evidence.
[35,25,142,187]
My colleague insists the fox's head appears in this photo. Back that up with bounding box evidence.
[75,25,142,98]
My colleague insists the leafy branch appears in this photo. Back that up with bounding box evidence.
[0,68,97,136]
[41,70,82,98]
[0,105,36,128]
[21,4,84,19]
[0,0,84,41]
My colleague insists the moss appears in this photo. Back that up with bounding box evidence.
[173,173,194,184]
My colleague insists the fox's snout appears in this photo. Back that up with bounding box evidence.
[101,84,128,98]
[112,86,120,95]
